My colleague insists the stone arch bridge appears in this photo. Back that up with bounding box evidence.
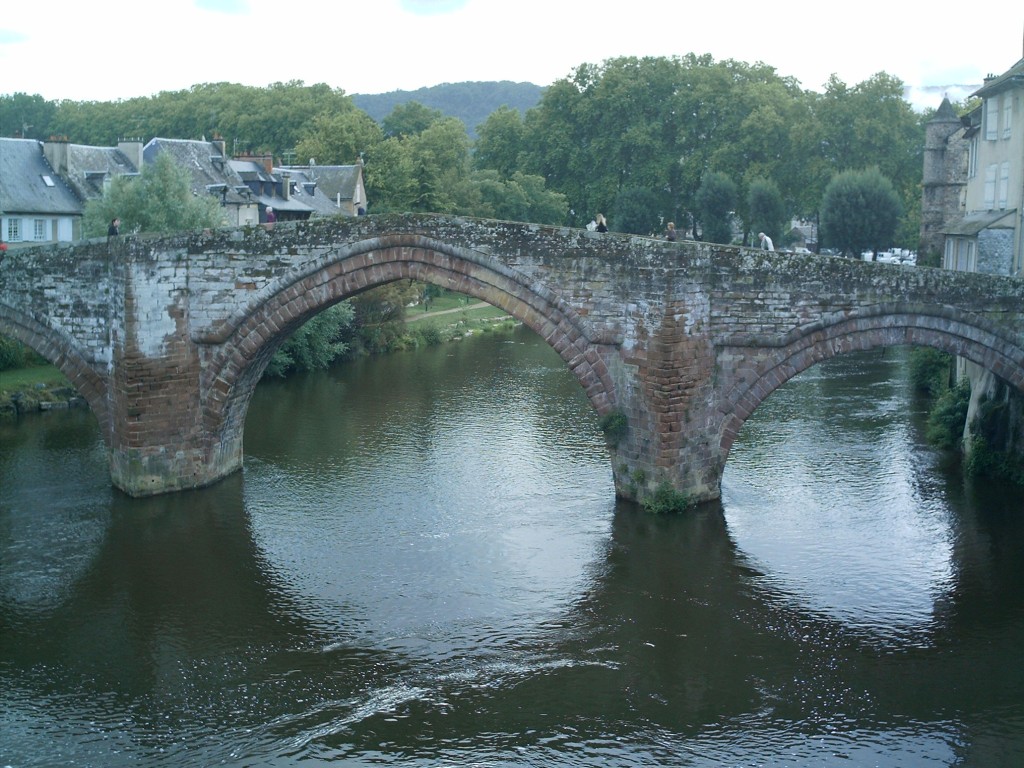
[2,214,1022,503]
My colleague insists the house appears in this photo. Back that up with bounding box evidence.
[939,57,1024,278]
[0,137,83,247]
[229,154,315,224]
[144,138,260,227]
[42,137,143,204]
[924,56,1024,466]
[277,161,367,216]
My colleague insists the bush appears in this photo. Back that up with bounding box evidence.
[909,347,953,397]
[925,379,970,449]
[598,409,628,446]
[264,302,354,377]
[642,481,691,514]
[0,334,26,371]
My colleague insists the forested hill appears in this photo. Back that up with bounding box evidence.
[351,81,545,138]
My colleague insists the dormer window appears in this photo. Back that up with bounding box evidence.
[41,175,55,187]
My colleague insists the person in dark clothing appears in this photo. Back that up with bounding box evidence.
[107,218,120,237]
[665,222,677,241]
[595,213,608,233]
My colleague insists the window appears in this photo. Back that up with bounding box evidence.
[985,97,999,140]
[6,218,20,242]
[998,162,1010,208]
[968,135,978,178]
[33,219,46,240]
[1003,96,1013,139]
[984,164,997,208]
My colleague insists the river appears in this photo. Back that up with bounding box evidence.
[1,325,1022,766]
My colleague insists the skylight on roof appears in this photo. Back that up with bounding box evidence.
[42,175,55,187]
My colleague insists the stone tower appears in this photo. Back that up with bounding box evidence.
[920,98,968,264]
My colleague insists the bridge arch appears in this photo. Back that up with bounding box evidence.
[717,305,1024,461]
[197,234,617,458]
[0,305,110,432]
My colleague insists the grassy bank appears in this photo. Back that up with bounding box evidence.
[0,363,77,416]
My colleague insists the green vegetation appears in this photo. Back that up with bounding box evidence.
[965,392,1024,485]
[5,56,928,247]
[598,409,628,446]
[695,171,738,244]
[83,151,222,237]
[925,379,971,450]
[642,481,691,514]
[910,347,953,397]
[0,352,72,416]
[820,167,903,256]
[264,303,355,378]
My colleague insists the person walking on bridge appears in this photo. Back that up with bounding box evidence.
[758,231,774,251]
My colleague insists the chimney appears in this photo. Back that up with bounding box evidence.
[43,135,70,175]
[262,154,273,175]
[281,171,291,201]
[211,132,226,159]
[117,138,144,171]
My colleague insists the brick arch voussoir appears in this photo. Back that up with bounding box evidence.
[199,241,616,442]
[0,306,110,434]
[717,313,1024,458]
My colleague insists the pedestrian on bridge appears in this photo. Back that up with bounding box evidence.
[758,232,774,251]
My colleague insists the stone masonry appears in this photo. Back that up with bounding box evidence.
[2,213,1023,502]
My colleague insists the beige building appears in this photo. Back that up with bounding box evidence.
[941,57,1024,277]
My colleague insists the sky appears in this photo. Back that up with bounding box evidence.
[2,0,1022,111]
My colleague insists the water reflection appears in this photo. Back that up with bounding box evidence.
[2,333,1023,766]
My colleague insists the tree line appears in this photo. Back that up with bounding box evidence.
[4,55,939,255]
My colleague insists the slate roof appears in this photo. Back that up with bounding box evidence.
[63,143,140,201]
[144,138,253,206]
[228,159,314,214]
[273,167,346,216]
[941,209,1017,236]
[280,165,363,206]
[974,57,1024,99]
[0,138,82,216]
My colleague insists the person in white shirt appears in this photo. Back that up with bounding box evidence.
[758,232,774,251]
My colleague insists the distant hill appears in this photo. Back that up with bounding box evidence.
[351,81,545,139]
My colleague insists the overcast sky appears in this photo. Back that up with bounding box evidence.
[2,0,1022,111]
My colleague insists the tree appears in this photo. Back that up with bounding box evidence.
[473,105,526,178]
[381,102,446,138]
[695,171,737,244]
[612,186,663,235]
[264,303,355,377]
[293,110,382,166]
[0,92,58,139]
[819,167,903,256]
[82,151,223,237]
[746,178,785,246]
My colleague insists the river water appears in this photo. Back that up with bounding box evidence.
[1,326,1022,767]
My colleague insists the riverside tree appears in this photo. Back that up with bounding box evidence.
[819,167,903,257]
[82,151,222,237]
[695,171,737,244]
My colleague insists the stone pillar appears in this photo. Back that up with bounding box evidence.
[106,247,241,496]
[603,303,726,507]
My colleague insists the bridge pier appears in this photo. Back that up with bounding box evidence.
[599,315,728,507]
[105,255,244,497]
